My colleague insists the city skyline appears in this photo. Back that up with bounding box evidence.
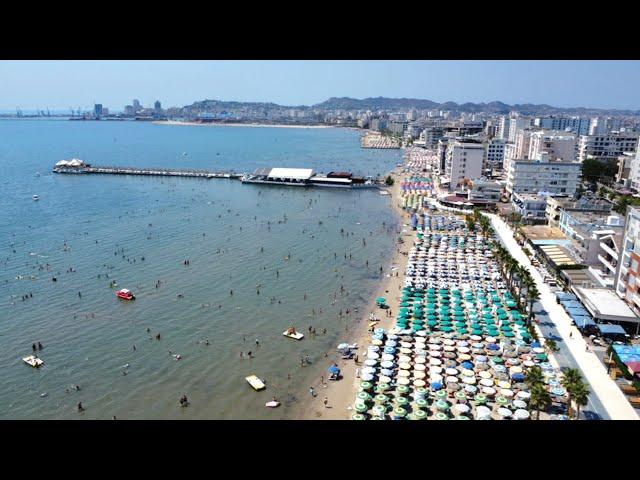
[2,60,640,111]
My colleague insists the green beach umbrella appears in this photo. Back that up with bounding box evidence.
[360,381,373,391]
[352,413,366,420]
[435,412,448,420]
[414,398,428,408]
[376,297,386,304]
[355,402,368,413]
[393,407,407,418]
[413,409,427,420]
[397,385,410,395]
[435,400,450,411]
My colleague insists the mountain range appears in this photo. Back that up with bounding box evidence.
[182,97,640,116]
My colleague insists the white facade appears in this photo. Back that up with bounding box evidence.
[629,148,640,192]
[513,129,535,159]
[508,117,532,143]
[589,117,622,136]
[497,116,510,140]
[528,131,576,162]
[614,207,640,316]
[577,132,639,162]
[444,140,484,191]
[506,157,582,196]
[534,117,591,136]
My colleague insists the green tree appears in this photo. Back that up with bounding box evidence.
[525,365,544,389]
[572,380,591,420]
[529,383,552,420]
[561,368,583,419]
[544,339,559,354]
[526,284,540,326]
[385,175,395,186]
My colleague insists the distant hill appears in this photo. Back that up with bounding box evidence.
[180,97,640,117]
[311,97,639,116]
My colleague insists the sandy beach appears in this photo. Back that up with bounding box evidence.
[297,166,410,419]
[153,120,333,129]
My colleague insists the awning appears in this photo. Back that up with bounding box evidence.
[597,324,627,335]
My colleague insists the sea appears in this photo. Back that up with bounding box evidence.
[0,119,402,419]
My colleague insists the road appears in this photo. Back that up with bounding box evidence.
[486,213,638,420]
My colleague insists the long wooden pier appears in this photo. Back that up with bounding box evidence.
[53,165,242,179]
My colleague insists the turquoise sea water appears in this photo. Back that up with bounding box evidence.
[0,120,401,419]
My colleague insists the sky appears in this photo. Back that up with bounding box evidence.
[1,60,640,112]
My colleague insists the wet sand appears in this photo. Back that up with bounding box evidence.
[297,166,410,419]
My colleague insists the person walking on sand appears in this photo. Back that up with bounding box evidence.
[323,396,329,408]
[569,331,573,339]
[309,387,316,398]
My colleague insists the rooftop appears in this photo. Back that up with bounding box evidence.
[521,225,568,241]
[573,287,639,323]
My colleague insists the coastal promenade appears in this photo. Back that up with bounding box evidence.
[486,213,639,420]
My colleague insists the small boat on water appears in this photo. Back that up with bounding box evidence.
[23,355,44,368]
[283,327,304,340]
[116,288,135,300]
[246,375,266,391]
[32,195,39,201]
[265,400,280,408]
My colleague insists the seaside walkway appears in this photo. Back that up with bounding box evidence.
[54,165,242,179]
[486,213,639,420]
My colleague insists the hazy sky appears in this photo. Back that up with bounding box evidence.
[1,60,640,111]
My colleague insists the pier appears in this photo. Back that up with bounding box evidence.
[53,164,242,179]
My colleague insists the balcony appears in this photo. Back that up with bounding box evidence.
[597,254,617,274]
[632,292,640,309]
[599,242,618,259]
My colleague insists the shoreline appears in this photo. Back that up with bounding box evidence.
[153,120,334,129]
[296,166,410,419]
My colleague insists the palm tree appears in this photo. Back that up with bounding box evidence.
[572,380,591,420]
[479,216,491,240]
[525,365,544,389]
[544,339,559,354]
[529,383,552,420]
[561,368,583,419]
[526,284,540,326]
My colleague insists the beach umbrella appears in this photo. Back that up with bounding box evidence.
[435,399,450,411]
[376,297,387,304]
[498,407,512,419]
[361,373,374,382]
[360,381,373,391]
[354,402,368,413]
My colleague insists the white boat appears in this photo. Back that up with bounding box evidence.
[265,400,281,408]
[246,375,266,391]
[23,355,44,368]
[32,195,39,201]
[283,329,304,340]
[379,190,391,196]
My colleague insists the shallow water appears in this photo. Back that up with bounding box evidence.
[0,120,401,419]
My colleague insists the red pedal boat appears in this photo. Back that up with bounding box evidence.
[116,288,135,300]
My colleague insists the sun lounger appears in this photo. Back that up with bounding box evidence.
[246,375,266,391]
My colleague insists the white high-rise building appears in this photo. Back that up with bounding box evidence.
[514,129,535,159]
[506,154,582,197]
[508,117,532,142]
[444,140,484,191]
[528,131,576,162]
[629,149,640,192]
[577,132,639,162]
[614,206,640,316]
[497,116,510,140]
[533,117,591,136]
[589,117,623,136]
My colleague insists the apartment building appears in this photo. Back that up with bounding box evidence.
[577,132,639,162]
[546,196,612,228]
[484,138,507,170]
[533,116,591,136]
[628,148,640,192]
[508,117,532,143]
[614,206,640,316]
[528,131,576,162]
[443,139,484,191]
[506,154,582,197]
